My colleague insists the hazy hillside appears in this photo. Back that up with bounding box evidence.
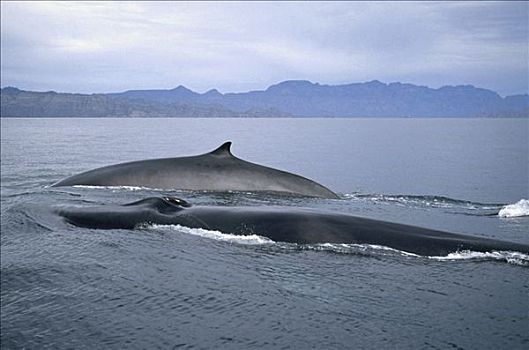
[2,81,528,117]
[0,87,286,118]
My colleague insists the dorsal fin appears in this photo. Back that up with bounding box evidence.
[209,141,233,157]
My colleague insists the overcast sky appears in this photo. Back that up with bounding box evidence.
[1,1,527,96]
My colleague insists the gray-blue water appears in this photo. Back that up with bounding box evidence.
[1,118,528,349]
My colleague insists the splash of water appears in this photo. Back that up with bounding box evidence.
[498,199,529,218]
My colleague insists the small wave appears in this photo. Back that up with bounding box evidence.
[429,250,529,266]
[311,245,528,266]
[1,191,40,199]
[138,224,528,265]
[498,199,529,218]
[303,243,420,257]
[343,193,507,218]
[344,193,502,210]
[142,224,274,245]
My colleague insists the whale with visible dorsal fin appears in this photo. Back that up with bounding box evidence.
[52,142,339,199]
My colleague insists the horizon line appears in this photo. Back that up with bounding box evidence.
[1,79,528,98]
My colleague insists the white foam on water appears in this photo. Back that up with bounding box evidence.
[309,243,420,257]
[144,224,275,245]
[289,243,528,266]
[342,193,505,213]
[498,199,529,218]
[429,250,529,266]
[140,225,527,265]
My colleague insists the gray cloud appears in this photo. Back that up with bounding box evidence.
[1,1,527,96]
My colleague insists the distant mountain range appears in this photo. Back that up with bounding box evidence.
[1,80,528,118]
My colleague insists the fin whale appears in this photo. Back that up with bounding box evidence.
[55,197,529,257]
[52,142,339,199]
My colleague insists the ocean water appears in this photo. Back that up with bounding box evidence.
[1,117,528,349]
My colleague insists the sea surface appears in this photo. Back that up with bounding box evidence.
[1,117,528,349]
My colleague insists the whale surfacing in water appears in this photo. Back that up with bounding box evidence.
[55,197,529,257]
[52,142,338,199]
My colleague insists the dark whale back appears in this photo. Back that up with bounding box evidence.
[55,197,529,256]
[52,142,339,199]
